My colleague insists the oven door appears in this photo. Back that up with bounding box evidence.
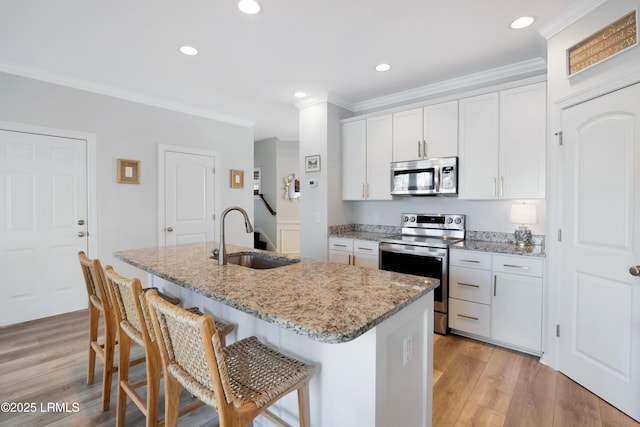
[379,242,449,334]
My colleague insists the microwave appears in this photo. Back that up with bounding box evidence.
[390,157,458,196]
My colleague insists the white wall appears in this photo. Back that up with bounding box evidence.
[275,139,300,223]
[0,72,254,280]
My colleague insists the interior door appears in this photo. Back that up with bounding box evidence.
[560,83,640,421]
[0,130,88,326]
[163,151,215,246]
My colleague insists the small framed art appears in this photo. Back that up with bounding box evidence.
[117,159,140,184]
[305,154,321,172]
[230,169,244,188]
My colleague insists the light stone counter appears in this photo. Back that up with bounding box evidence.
[114,242,438,344]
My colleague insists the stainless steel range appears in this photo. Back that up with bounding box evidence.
[379,213,465,335]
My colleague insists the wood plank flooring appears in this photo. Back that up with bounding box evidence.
[433,333,640,427]
[1,310,638,426]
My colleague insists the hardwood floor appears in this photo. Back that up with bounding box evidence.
[433,333,640,427]
[1,310,638,426]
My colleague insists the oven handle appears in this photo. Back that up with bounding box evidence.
[379,242,448,258]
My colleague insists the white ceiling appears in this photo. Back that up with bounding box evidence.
[0,0,573,141]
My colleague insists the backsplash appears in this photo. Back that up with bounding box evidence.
[329,224,545,247]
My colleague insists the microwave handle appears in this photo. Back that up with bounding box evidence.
[434,165,440,193]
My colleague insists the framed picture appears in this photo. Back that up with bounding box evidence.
[305,154,321,172]
[230,169,244,189]
[117,159,140,184]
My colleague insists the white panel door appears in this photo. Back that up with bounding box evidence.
[561,83,640,421]
[163,151,215,246]
[0,130,88,326]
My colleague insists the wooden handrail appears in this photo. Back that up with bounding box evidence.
[258,194,276,216]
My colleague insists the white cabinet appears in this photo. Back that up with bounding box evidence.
[449,249,543,355]
[342,115,392,200]
[392,100,458,162]
[491,255,543,352]
[328,237,379,269]
[458,82,546,200]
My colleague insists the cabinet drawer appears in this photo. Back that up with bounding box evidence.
[448,298,491,338]
[450,250,492,269]
[353,239,378,255]
[328,237,353,252]
[492,255,543,277]
[449,266,491,305]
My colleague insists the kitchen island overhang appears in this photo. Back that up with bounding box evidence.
[115,242,436,427]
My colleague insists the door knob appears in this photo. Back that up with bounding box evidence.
[78,231,86,237]
[630,265,640,277]
[166,227,173,232]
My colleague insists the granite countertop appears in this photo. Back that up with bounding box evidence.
[451,240,545,257]
[114,242,438,344]
[328,231,395,241]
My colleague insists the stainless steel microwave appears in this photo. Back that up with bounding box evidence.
[390,157,458,196]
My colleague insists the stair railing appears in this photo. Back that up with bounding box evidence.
[257,194,276,216]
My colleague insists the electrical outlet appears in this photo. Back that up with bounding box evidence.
[403,334,413,366]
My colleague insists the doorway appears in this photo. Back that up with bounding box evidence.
[0,122,96,326]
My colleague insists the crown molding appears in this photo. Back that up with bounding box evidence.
[351,58,547,112]
[538,0,608,40]
[295,92,355,111]
[0,63,255,128]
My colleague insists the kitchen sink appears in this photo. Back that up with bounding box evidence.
[218,252,300,269]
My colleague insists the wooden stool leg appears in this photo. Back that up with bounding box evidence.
[297,383,311,427]
[145,358,161,427]
[87,305,99,384]
[102,325,116,411]
[116,333,131,427]
[163,374,182,427]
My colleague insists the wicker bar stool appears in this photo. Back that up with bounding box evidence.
[78,251,122,411]
[145,289,314,427]
[104,266,236,427]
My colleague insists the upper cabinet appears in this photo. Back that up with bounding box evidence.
[342,114,393,200]
[458,82,546,200]
[392,100,458,162]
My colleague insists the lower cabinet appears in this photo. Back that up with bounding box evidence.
[328,237,379,269]
[449,249,543,355]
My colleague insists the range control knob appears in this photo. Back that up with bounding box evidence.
[410,216,416,222]
[455,217,462,224]
[403,216,409,222]
[447,217,453,224]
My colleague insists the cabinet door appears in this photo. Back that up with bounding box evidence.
[329,250,351,265]
[353,239,379,269]
[491,272,542,352]
[423,100,458,158]
[342,120,367,200]
[392,108,423,161]
[366,115,393,200]
[499,82,546,199]
[458,92,499,199]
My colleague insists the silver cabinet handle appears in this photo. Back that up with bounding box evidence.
[357,247,373,251]
[334,244,347,248]
[457,314,480,321]
[423,140,427,159]
[77,219,85,226]
[503,264,529,269]
[500,176,505,197]
[492,177,497,198]
[166,227,173,232]
[458,282,480,288]
[494,275,497,297]
[417,140,421,158]
[630,265,640,277]
[77,231,86,237]
[362,183,366,199]
[460,259,480,264]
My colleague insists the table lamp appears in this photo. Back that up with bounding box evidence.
[510,202,537,247]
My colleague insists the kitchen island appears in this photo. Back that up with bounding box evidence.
[115,242,437,427]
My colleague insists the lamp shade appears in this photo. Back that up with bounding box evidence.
[510,203,537,225]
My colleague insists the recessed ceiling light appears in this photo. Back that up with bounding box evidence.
[294,91,307,98]
[510,16,535,30]
[179,46,199,56]
[238,0,261,15]
[375,63,392,72]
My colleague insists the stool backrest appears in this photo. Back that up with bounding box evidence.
[104,266,155,347]
[78,251,113,313]
[145,290,232,410]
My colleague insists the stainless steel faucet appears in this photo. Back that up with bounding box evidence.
[214,206,254,265]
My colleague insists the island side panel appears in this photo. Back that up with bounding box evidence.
[150,274,434,427]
